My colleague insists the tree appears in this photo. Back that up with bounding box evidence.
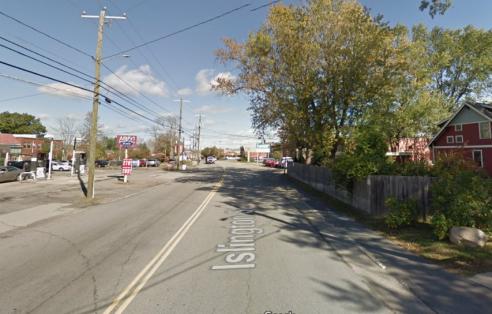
[201,146,223,159]
[418,25,492,105]
[128,143,151,159]
[148,115,178,158]
[216,0,409,164]
[78,111,105,144]
[419,0,452,18]
[53,116,78,146]
[0,111,46,134]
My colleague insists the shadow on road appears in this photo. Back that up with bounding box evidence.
[77,173,87,197]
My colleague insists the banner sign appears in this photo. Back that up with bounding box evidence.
[116,135,137,149]
[256,143,270,153]
[122,158,133,175]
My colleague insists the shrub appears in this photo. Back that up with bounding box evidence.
[333,126,391,190]
[431,213,449,240]
[393,159,432,176]
[430,153,492,238]
[384,197,419,229]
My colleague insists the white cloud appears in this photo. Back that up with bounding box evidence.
[38,113,50,120]
[195,69,236,95]
[177,87,193,96]
[194,105,232,114]
[104,65,168,97]
[37,82,92,99]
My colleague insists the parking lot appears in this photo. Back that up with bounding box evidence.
[0,167,174,215]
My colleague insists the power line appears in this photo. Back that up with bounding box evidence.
[250,0,281,12]
[0,10,93,58]
[0,92,43,103]
[0,60,178,131]
[103,3,252,59]
[0,35,174,123]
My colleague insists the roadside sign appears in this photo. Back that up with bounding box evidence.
[116,135,137,149]
[122,158,133,175]
[256,143,270,153]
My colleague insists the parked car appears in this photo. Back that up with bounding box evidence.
[131,159,140,167]
[206,156,216,164]
[280,157,294,168]
[139,159,147,167]
[95,160,109,168]
[7,160,29,170]
[52,161,71,171]
[0,166,21,183]
[146,159,160,167]
[264,158,276,167]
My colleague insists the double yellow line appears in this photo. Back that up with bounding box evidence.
[103,178,223,314]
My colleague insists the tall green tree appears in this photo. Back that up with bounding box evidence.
[216,0,409,163]
[419,0,452,18]
[0,111,47,134]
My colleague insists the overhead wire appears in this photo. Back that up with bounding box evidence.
[0,59,195,134]
[0,92,43,103]
[0,9,185,124]
[0,72,142,124]
[103,3,252,59]
[0,10,93,58]
[0,35,178,125]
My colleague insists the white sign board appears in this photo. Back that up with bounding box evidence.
[256,144,270,153]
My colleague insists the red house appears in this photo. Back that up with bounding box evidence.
[429,102,492,175]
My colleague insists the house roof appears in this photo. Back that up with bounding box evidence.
[429,102,492,147]
[469,102,492,120]
[0,133,20,145]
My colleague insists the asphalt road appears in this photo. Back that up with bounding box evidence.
[0,162,490,313]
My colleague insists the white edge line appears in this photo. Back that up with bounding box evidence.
[103,182,221,314]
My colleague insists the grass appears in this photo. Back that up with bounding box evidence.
[289,177,492,276]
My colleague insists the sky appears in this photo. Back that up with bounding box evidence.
[0,0,491,150]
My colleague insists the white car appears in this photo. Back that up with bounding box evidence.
[52,161,71,171]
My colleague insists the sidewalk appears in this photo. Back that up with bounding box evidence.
[284,178,492,313]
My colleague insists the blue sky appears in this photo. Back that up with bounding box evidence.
[0,0,491,149]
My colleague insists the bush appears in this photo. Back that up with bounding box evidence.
[392,159,432,176]
[333,126,391,190]
[431,213,449,240]
[430,153,492,238]
[384,197,419,229]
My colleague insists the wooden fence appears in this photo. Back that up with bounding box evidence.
[287,163,432,217]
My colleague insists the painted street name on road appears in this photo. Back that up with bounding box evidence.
[212,209,262,270]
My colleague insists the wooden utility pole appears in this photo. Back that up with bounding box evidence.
[177,98,183,170]
[82,8,126,198]
[197,114,202,164]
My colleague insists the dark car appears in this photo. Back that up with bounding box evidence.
[0,166,21,183]
[95,160,109,167]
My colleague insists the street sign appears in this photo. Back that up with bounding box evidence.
[256,143,270,153]
[122,158,133,175]
[116,135,137,149]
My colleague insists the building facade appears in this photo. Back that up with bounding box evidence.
[429,102,492,176]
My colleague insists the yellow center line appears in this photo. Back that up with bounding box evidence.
[103,175,224,314]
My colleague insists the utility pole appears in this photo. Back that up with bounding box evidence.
[197,114,202,164]
[82,8,126,198]
[174,97,190,170]
[177,97,183,170]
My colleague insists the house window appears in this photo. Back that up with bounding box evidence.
[479,122,491,139]
[455,135,463,144]
[446,136,454,144]
[454,124,463,132]
[473,150,483,168]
